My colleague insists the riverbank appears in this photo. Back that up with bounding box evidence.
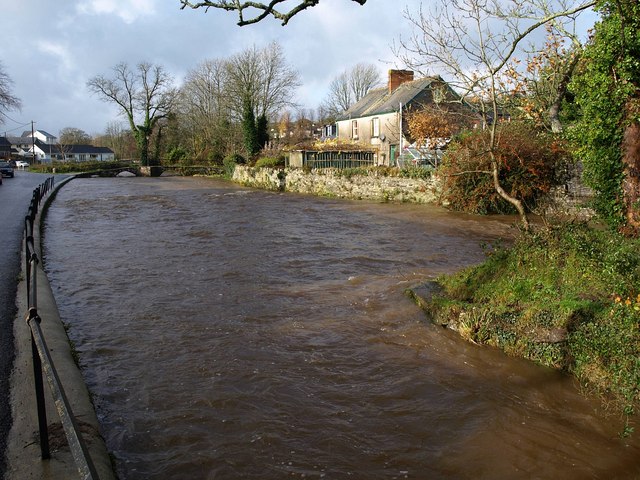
[232,165,637,433]
[231,165,592,220]
[5,176,116,479]
[407,223,640,434]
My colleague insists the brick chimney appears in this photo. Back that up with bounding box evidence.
[388,69,414,94]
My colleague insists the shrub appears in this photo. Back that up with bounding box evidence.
[254,156,285,168]
[166,146,188,163]
[439,122,571,214]
[223,153,245,177]
[29,160,131,174]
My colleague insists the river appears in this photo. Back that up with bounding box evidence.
[43,176,640,479]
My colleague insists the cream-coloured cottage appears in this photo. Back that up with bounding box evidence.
[335,70,469,166]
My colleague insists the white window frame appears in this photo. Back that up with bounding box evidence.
[372,117,380,138]
[352,120,359,139]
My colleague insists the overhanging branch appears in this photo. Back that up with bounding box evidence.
[179,0,367,25]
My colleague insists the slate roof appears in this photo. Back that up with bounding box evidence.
[8,136,33,146]
[336,76,441,121]
[21,129,56,139]
[34,139,114,155]
[0,136,12,153]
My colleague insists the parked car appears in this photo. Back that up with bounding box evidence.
[0,161,14,178]
[15,160,29,169]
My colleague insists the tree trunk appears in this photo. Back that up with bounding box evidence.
[548,52,581,134]
[139,134,149,166]
[491,156,530,231]
[621,120,640,234]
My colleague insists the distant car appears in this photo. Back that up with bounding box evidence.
[15,160,29,169]
[0,161,14,178]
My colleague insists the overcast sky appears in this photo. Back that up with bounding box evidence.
[2,0,597,140]
[1,0,422,139]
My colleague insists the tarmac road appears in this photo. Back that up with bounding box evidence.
[0,170,63,478]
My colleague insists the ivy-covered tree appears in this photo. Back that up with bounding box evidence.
[88,62,179,166]
[570,0,640,233]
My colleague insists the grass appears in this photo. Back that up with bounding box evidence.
[419,222,640,427]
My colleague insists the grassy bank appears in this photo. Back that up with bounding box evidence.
[413,222,640,433]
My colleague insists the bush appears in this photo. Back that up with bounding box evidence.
[208,151,224,165]
[29,160,131,174]
[439,122,571,214]
[254,156,285,168]
[166,146,188,163]
[223,153,245,177]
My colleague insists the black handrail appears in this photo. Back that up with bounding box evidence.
[23,177,100,479]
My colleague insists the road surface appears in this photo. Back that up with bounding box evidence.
[0,170,65,478]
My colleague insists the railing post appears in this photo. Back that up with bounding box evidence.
[29,314,50,459]
[22,176,102,479]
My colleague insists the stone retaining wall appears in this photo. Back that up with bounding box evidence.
[232,166,440,204]
[232,165,593,219]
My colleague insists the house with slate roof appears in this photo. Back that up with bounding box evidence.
[23,129,57,144]
[5,129,115,163]
[32,140,115,163]
[335,70,476,166]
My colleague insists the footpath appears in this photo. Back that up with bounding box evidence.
[4,177,116,479]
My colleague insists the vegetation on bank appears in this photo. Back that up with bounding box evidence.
[28,160,132,174]
[415,222,639,430]
[404,0,640,434]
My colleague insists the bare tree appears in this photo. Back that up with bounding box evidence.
[87,62,179,165]
[350,63,381,100]
[180,0,367,26]
[324,71,352,115]
[395,0,595,230]
[59,127,92,144]
[179,58,237,159]
[321,63,381,118]
[94,121,137,160]
[0,62,21,124]
[225,42,301,120]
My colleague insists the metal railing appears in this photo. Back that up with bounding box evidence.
[23,177,100,479]
[292,150,376,169]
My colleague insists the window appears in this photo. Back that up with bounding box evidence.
[372,117,380,138]
[352,120,358,139]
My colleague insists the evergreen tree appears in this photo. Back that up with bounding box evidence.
[242,96,259,157]
[256,113,269,150]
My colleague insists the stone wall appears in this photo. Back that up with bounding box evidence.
[232,166,440,204]
[231,165,594,220]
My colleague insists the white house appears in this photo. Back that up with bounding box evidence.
[6,129,115,163]
[32,140,115,163]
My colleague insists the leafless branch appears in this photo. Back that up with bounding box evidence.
[179,0,367,26]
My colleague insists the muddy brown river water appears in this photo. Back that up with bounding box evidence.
[43,176,640,479]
